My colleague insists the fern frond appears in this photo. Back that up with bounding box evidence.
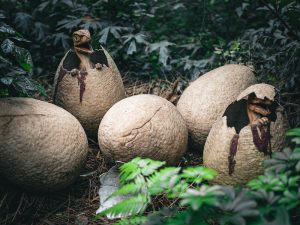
[120,158,141,183]
[181,166,217,184]
[147,167,181,195]
[119,158,165,184]
[140,160,165,176]
[96,194,149,219]
[111,183,141,197]
[114,216,147,225]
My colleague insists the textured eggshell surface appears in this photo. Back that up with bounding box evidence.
[203,112,288,185]
[177,64,257,147]
[0,98,88,192]
[53,47,125,136]
[98,94,188,165]
[237,83,276,101]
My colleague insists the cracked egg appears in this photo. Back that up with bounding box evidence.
[53,29,125,137]
[203,83,289,185]
[0,98,88,192]
[98,94,188,165]
[177,64,257,149]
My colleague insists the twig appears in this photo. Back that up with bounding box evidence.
[0,193,8,209]
[281,92,300,96]
[12,193,25,221]
[283,102,300,108]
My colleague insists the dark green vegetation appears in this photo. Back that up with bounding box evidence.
[1,1,299,104]
[98,129,300,225]
[0,0,299,224]
[0,17,45,96]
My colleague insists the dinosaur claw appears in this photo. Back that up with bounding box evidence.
[95,63,102,70]
[257,117,269,126]
[70,69,79,76]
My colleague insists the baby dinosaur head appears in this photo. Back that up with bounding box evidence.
[73,29,93,54]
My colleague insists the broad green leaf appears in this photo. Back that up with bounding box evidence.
[147,41,175,67]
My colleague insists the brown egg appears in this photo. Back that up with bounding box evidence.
[53,30,125,137]
[98,94,188,165]
[203,84,289,185]
[177,64,257,149]
[0,98,88,191]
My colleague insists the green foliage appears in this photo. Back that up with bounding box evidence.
[97,128,300,225]
[1,1,299,88]
[114,216,147,225]
[98,194,148,219]
[0,13,45,97]
[1,1,299,120]
[96,157,216,219]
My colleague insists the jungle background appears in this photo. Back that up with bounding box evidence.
[0,0,299,224]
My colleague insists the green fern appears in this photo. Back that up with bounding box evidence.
[97,157,218,221]
[96,194,148,219]
[181,166,217,184]
[147,167,181,195]
[111,183,141,197]
[97,128,300,225]
[114,216,147,225]
[119,157,165,184]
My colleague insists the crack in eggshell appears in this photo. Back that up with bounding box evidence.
[0,114,48,128]
[121,106,162,138]
[99,95,188,165]
[122,107,163,149]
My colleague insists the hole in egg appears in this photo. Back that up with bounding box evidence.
[62,50,80,71]
[223,92,279,175]
[90,48,109,68]
[223,92,278,134]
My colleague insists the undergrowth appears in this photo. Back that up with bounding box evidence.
[97,128,300,225]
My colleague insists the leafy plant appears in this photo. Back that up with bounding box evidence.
[0,13,45,97]
[1,1,298,116]
[97,128,300,225]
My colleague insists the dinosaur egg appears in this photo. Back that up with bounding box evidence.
[0,98,88,192]
[177,64,257,149]
[53,45,125,137]
[98,94,188,165]
[203,84,289,185]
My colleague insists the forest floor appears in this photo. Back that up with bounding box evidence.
[1,74,299,225]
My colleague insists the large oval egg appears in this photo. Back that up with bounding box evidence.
[203,84,289,185]
[0,98,88,192]
[98,94,188,165]
[53,47,125,136]
[177,64,257,149]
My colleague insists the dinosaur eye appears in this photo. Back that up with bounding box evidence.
[73,35,80,42]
